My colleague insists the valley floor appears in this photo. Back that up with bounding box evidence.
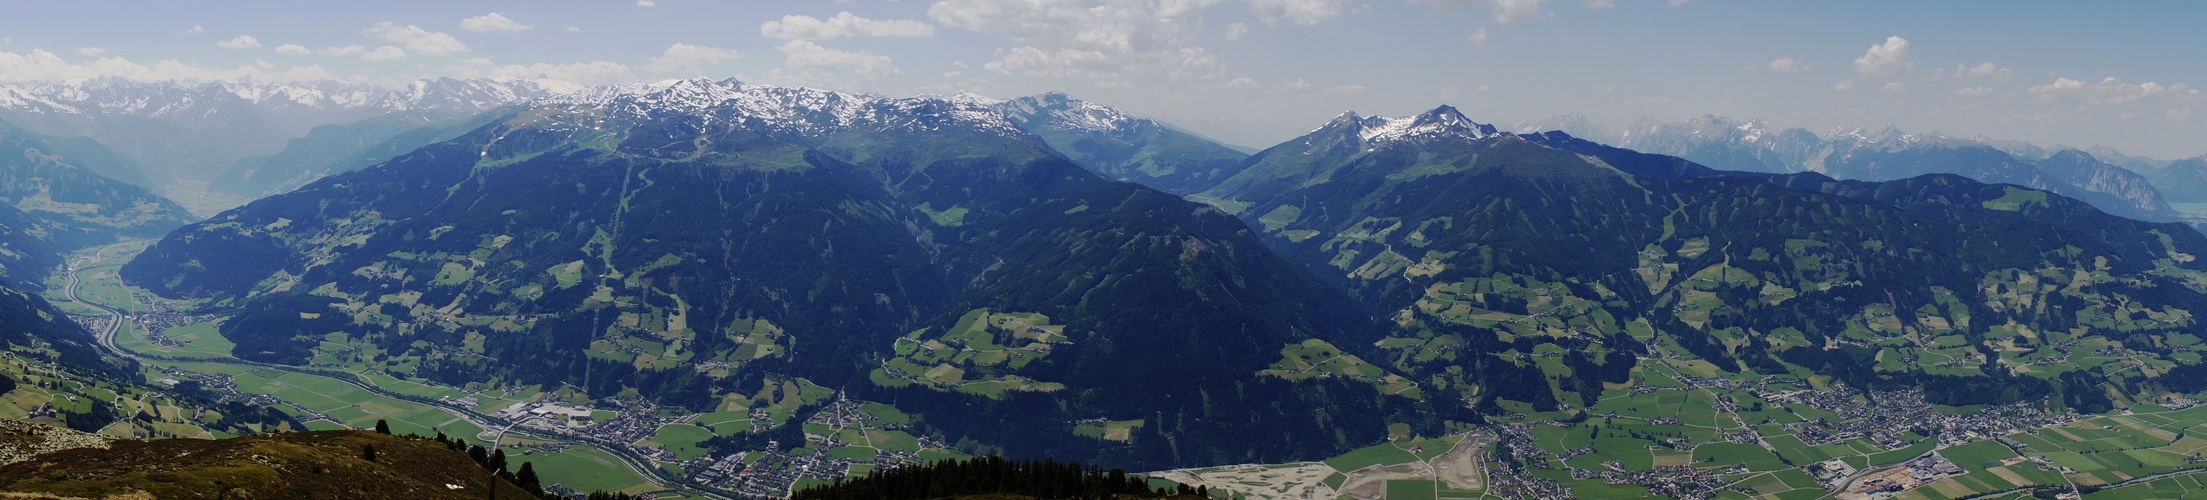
[1156,340,2207,500]
[34,241,2207,500]
[34,240,973,500]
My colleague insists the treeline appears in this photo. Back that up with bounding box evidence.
[791,456,1203,500]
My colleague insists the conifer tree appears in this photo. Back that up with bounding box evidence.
[516,462,542,494]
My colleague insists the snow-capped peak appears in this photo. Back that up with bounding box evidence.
[949,91,1002,106]
[531,78,1025,140]
[1826,124,1949,149]
[1733,119,1768,142]
[1349,105,1498,144]
[992,91,1141,135]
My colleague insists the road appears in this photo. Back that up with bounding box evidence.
[61,243,740,500]
[65,242,135,346]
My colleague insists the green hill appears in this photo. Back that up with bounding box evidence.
[1206,106,2207,415]
[0,119,197,248]
[110,86,2207,478]
[0,426,542,499]
[120,80,1398,470]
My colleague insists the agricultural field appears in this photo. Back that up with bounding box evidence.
[1406,273,1627,340]
[869,309,1072,397]
[642,424,716,461]
[1261,339,1422,398]
[1158,348,2207,500]
[522,443,665,495]
[103,317,235,361]
[1073,419,1146,443]
[1161,431,1486,500]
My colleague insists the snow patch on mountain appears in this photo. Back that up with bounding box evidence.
[535,78,1026,140]
[991,92,1139,135]
[1318,106,1499,146]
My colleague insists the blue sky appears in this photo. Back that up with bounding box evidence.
[1,0,2200,158]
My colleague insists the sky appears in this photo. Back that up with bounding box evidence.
[0,0,2201,159]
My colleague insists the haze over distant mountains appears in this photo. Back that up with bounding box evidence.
[0,77,550,190]
[1517,113,2207,221]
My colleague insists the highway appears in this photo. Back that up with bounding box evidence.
[62,242,741,500]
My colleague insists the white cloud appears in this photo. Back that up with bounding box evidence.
[1852,36,1910,80]
[1953,61,2015,82]
[1439,86,1459,99]
[458,56,493,65]
[1586,0,1615,9]
[1834,81,1856,92]
[2171,108,2193,123]
[768,40,899,85]
[1325,84,1366,94]
[1282,78,1310,90]
[75,47,106,56]
[320,45,367,56]
[567,26,583,33]
[638,0,656,6]
[0,48,296,83]
[1468,28,1490,48]
[1216,77,1261,93]
[1418,0,1544,25]
[365,22,468,55]
[762,12,934,40]
[1491,0,1546,25]
[1245,0,1357,26]
[360,46,407,61]
[274,44,311,55]
[180,25,204,35]
[462,13,535,32]
[929,0,1227,80]
[1767,57,1808,73]
[217,35,262,49]
[644,43,740,76]
[2028,76,2199,107]
[1668,0,1689,6]
[1223,22,1250,42]
[1955,86,1993,97]
[1881,82,1907,93]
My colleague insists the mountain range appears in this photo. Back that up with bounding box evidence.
[89,80,2207,474]
[0,73,2200,492]
[1209,105,2207,415]
[0,77,550,188]
[980,91,1251,195]
[1593,115,2181,221]
[118,79,1426,468]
